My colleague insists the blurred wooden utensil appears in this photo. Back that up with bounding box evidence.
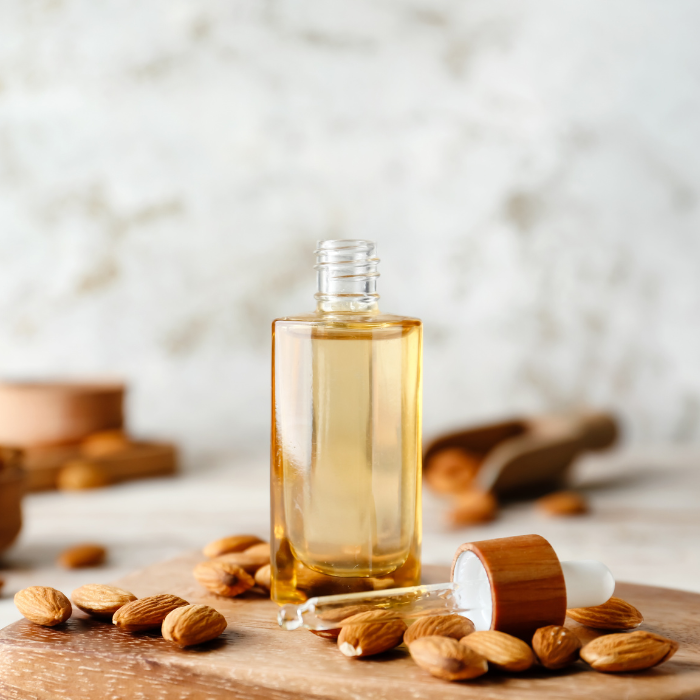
[424,412,619,499]
[0,381,124,446]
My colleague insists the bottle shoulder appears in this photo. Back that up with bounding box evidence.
[272,311,422,329]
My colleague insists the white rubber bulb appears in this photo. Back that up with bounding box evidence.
[561,560,615,609]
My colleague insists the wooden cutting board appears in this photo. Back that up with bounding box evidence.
[1,553,699,700]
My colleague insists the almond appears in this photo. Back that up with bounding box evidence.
[567,596,643,630]
[425,448,481,494]
[203,535,263,558]
[81,430,131,457]
[460,630,535,672]
[0,577,4,595]
[254,564,271,591]
[312,604,377,640]
[404,614,475,645]
[72,584,137,619]
[337,610,407,657]
[15,586,72,627]
[58,543,106,569]
[113,593,188,632]
[244,542,271,558]
[162,604,227,647]
[213,551,269,574]
[532,625,581,669]
[581,630,678,672]
[537,491,589,517]
[56,460,111,490]
[447,490,498,527]
[193,560,255,597]
[410,635,488,681]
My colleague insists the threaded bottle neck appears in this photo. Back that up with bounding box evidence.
[314,240,380,313]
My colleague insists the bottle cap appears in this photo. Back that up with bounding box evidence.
[451,534,614,639]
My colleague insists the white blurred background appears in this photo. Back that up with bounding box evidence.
[2,0,700,459]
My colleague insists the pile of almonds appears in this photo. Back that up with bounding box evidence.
[56,429,133,491]
[318,595,678,681]
[11,532,681,681]
[13,584,226,648]
[193,534,271,596]
[12,532,272,648]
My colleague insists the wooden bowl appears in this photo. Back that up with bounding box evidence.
[0,461,23,554]
[0,381,124,446]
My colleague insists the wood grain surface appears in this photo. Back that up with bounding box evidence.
[1,554,699,699]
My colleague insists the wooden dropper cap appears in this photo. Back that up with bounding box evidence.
[450,533,567,640]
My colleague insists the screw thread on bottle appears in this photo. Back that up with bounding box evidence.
[314,240,380,313]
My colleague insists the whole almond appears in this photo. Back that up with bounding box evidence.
[460,630,535,672]
[567,596,643,630]
[337,610,407,657]
[244,542,271,558]
[58,543,106,569]
[162,604,227,647]
[193,560,255,597]
[56,460,111,490]
[254,564,271,591]
[532,625,581,669]
[312,604,377,640]
[404,614,475,645]
[72,584,137,619]
[0,577,4,595]
[410,635,488,681]
[82,430,131,458]
[113,594,188,632]
[537,491,589,517]
[425,448,481,494]
[203,535,263,559]
[213,551,270,574]
[15,586,72,627]
[581,631,678,672]
[447,490,498,527]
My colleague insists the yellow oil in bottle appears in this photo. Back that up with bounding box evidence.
[270,241,422,604]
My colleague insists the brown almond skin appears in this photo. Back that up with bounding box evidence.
[532,625,582,670]
[213,551,269,574]
[410,636,488,681]
[162,604,228,647]
[58,543,107,569]
[72,584,137,619]
[56,460,111,490]
[113,594,188,632]
[567,596,643,630]
[537,491,589,517]
[311,604,378,640]
[244,542,271,558]
[404,614,475,645]
[81,430,131,457]
[460,630,535,672]
[581,631,679,672]
[193,560,255,597]
[203,535,263,558]
[337,610,407,657]
[254,564,271,591]
[447,490,498,527]
[424,448,481,494]
[15,587,72,627]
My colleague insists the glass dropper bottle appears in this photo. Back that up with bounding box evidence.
[278,535,616,639]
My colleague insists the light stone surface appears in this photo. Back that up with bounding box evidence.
[1,447,699,629]
[1,1,700,454]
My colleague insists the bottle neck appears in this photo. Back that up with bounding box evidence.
[314,240,380,313]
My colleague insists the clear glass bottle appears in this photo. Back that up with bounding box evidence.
[271,240,423,604]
